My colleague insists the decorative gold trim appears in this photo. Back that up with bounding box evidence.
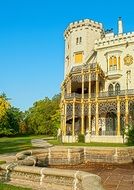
[124,54,133,66]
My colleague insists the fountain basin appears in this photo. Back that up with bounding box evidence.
[16,146,134,167]
[0,163,104,190]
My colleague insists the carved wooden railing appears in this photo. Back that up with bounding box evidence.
[64,89,134,99]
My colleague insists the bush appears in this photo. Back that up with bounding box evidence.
[126,125,134,145]
[0,161,6,165]
[78,134,85,143]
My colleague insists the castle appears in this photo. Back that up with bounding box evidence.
[60,18,134,143]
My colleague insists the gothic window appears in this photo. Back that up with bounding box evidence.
[76,37,82,45]
[109,57,112,70]
[113,56,117,70]
[115,83,120,95]
[109,56,117,71]
[80,37,82,44]
[76,37,79,45]
[108,84,114,96]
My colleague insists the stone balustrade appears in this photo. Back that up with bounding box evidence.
[0,164,104,190]
[0,147,134,189]
[16,147,134,167]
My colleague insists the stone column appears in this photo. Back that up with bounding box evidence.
[72,99,75,136]
[95,101,99,135]
[88,101,91,134]
[68,77,71,94]
[117,97,121,135]
[96,72,99,98]
[64,103,67,136]
[61,86,65,101]
[81,70,85,135]
[95,69,99,135]
[66,76,71,94]
[125,96,129,126]
[60,103,64,133]
[88,72,91,98]
[82,72,84,99]
[81,100,84,135]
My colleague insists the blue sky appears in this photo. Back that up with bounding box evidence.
[0,0,134,111]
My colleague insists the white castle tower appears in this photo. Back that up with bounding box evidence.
[64,19,103,77]
[61,18,134,144]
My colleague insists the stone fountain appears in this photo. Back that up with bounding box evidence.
[0,139,134,189]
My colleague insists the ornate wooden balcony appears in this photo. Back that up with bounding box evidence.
[64,89,134,100]
[91,130,117,136]
[71,63,97,73]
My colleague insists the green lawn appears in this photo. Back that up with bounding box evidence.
[48,139,128,147]
[0,135,130,155]
[0,183,31,190]
[0,135,47,154]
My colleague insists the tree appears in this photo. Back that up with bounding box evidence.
[0,95,10,119]
[0,93,24,136]
[125,124,134,145]
[51,109,60,136]
[25,94,61,136]
[0,107,24,136]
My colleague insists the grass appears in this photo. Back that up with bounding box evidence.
[0,183,31,190]
[0,135,47,154]
[48,139,128,147]
[0,135,130,155]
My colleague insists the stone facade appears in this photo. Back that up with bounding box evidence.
[61,17,134,143]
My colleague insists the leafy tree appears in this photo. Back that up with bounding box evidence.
[0,92,61,136]
[0,93,24,136]
[51,110,60,136]
[0,107,24,136]
[125,124,134,145]
[0,95,10,119]
[25,94,61,136]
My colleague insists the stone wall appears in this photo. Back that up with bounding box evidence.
[84,147,134,163]
[0,164,104,190]
[16,147,84,166]
[16,147,134,166]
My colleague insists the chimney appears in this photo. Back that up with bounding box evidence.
[118,17,123,34]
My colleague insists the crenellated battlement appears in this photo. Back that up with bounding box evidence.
[95,31,134,49]
[64,19,103,39]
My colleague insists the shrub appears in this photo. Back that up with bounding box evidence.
[125,124,134,145]
[0,161,6,165]
[78,134,85,143]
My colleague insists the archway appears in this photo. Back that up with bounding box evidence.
[106,112,117,135]
[108,84,114,96]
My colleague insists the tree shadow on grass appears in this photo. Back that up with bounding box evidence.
[0,139,32,154]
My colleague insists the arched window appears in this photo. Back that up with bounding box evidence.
[113,56,117,65]
[108,84,114,96]
[76,38,79,45]
[113,56,117,70]
[76,37,82,45]
[80,37,82,44]
[109,56,117,71]
[115,83,120,95]
[109,57,113,70]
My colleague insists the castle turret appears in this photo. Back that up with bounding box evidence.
[118,17,123,34]
[64,19,103,77]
